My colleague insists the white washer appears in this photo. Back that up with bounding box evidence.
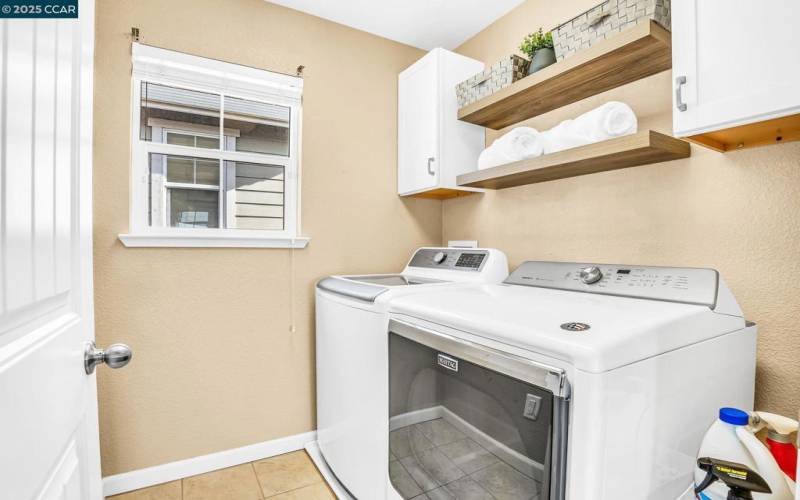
[309,247,508,499]
[385,261,756,500]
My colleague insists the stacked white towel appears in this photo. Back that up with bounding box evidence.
[476,101,638,170]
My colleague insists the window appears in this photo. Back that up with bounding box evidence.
[120,44,307,248]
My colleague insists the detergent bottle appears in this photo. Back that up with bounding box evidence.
[695,408,794,500]
[735,424,795,499]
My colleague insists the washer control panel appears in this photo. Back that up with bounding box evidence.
[408,248,488,272]
[505,261,719,307]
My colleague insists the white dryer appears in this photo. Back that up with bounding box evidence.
[385,261,756,500]
[310,247,508,499]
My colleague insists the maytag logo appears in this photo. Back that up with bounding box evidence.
[437,354,458,372]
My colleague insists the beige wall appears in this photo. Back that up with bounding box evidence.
[447,1,800,416]
[93,0,437,475]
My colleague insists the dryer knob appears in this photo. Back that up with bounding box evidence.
[579,266,603,284]
[433,251,446,264]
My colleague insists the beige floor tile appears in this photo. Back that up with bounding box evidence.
[108,480,181,500]
[254,450,323,498]
[266,482,335,500]
[182,463,262,500]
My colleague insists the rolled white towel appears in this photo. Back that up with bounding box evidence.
[496,126,544,159]
[542,101,638,154]
[541,120,592,154]
[478,127,543,170]
[571,101,637,142]
[478,143,516,170]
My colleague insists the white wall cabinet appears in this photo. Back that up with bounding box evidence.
[672,0,800,151]
[398,48,485,198]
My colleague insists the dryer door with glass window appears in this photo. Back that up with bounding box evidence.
[388,320,569,500]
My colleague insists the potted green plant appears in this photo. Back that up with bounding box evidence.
[520,28,556,75]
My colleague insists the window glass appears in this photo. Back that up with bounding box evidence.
[164,156,219,185]
[389,332,556,500]
[226,161,285,230]
[195,161,220,186]
[165,132,195,147]
[165,157,194,183]
[196,136,220,149]
[140,82,220,146]
[168,189,219,228]
[165,131,221,150]
[224,96,290,156]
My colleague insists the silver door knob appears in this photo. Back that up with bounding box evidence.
[84,341,133,374]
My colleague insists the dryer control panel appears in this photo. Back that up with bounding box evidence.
[505,261,719,307]
[407,248,488,271]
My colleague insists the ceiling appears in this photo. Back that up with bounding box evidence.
[265,0,526,50]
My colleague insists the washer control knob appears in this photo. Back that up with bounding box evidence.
[433,251,446,264]
[579,266,603,284]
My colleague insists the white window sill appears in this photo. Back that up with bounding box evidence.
[118,233,310,249]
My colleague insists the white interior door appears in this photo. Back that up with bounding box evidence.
[0,1,102,499]
[397,51,439,195]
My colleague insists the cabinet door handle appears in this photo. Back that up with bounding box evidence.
[427,157,435,175]
[675,76,687,112]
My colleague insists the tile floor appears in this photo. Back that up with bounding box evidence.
[389,418,541,500]
[108,450,335,500]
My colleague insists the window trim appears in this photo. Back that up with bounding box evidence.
[120,43,306,248]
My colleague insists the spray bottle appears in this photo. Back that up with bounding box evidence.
[695,457,772,500]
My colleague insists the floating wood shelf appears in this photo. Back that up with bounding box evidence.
[458,21,672,130]
[457,131,690,189]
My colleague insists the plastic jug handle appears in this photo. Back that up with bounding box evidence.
[735,426,795,499]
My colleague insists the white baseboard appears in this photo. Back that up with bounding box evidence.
[102,430,317,497]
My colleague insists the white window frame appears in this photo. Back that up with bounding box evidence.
[119,43,308,248]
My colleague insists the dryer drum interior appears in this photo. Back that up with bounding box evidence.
[388,320,569,500]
